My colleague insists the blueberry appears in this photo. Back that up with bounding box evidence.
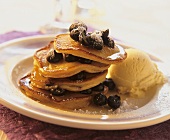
[50,88,65,96]
[69,71,86,80]
[80,89,92,94]
[103,37,115,48]
[87,33,104,50]
[79,30,88,45]
[46,50,63,63]
[81,33,92,46]
[101,29,109,39]
[108,95,121,109]
[92,40,103,50]
[78,57,92,64]
[103,78,116,90]
[70,26,87,41]
[65,54,78,62]
[93,93,107,106]
[70,29,80,41]
[69,22,87,32]
[92,83,104,92]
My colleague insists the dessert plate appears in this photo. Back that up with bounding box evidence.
[0,35,170,130]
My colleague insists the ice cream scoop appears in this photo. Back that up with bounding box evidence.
[107,48,165,97]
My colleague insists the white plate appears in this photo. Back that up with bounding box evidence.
[0,35,170,130]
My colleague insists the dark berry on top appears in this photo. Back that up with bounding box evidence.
[81,33,92,46]
[65,54,79,62]
[69,22,87,32]
[46,50,63,63]
[69,22,115,50]
[93,93,107,106]
[87,33,104,50]
[70,26,87,41]
[79,30,88,45]
[78,57,92,64]
[103,78,116,90]
[108,95,121,109]
[50,88,65,96]
[80,89,92,94]
[77,26,87,33]
[103,37,115,48]
[92,40,103,50]
[69,71,86,80]
[101,29,109,40]
[70,29,80,41]
[92,83,104,92]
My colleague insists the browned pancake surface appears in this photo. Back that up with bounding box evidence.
[19,74,108,110]
[31,68,107,91]
[54,34,127,64]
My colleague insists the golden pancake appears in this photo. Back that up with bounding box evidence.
[34,41,109,78]
[19,75,109,110]
[31,68,107,91]
[54,34,127,64]
[19,22,127,110]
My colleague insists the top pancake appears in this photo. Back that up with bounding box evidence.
[54,34,127,64]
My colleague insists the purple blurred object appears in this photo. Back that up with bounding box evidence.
[0,31,170,140]
[0,31,42,44]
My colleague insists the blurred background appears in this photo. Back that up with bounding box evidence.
[0,0,170,62]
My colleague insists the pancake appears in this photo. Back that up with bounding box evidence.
[34,41,109,78]
[54,34,127,64]
[19,22,127,110]
[31,68,107,91]
[19,74,109,110]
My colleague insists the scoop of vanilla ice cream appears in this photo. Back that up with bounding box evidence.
[107,48,165,97]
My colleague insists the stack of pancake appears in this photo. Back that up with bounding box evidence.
[19,34,127,110]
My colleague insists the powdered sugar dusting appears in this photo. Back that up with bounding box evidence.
[73,99,138,115]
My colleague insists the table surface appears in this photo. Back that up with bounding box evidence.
[0,0,170,139]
